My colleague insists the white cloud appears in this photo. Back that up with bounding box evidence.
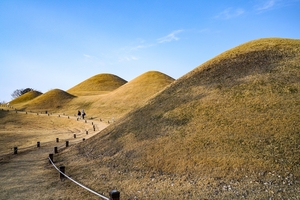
[119,56,139,62]
[215,8,245,20]
[157,30,183,43]
[83,54,92,58]
[255,0,276,11]
[254,0,299,12]
[130,44,155,51]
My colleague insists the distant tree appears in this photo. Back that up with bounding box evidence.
[11,88,35,99]
[21,88,33,95]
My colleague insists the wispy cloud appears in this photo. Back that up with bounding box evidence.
[83,54,92,58]
[117,30,185,62]
[215,8,245,20]
[254,0,299,12]
[157,30,183,43]
[255,0,276,11]
[130,44,155,51]
[119,56,139,62]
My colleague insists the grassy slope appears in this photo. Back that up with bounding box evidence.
[54,71,175,121]
[67,73,127,96]
[9,90,42,105]
[19,89,76,111]
[57,38,300,199]
[88,71,175,119]
[0,110,92,152]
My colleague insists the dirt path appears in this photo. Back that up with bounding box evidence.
[0,112,108,199]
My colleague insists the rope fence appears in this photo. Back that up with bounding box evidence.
[0,106,120,199]
[0,108,97,158]
[0,136,91,158]
[48,155,118,200]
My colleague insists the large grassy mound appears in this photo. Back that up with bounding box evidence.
[67,73,127,96]
[54,71,174,120]
[9,90,42,104]
[88,71,175,119]
[57,38,300,199]
[21,89,75,111]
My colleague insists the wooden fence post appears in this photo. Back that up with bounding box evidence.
[56,138,59,143]
[14,147,18,154]
[49,153,53,164]
[66,141,69,147]
[37,141,40,147]
[93,125,95,131]
[83,138,85,141]
[54,147,58,154]
[59,166,65,180]
[86,130,88,135]
[109,190,120,200]
[74,134,76,138]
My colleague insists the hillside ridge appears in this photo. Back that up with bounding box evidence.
[60,37,300,199]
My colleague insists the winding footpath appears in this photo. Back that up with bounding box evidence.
[0,111,108,199]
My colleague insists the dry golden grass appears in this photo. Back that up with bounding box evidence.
[54,38,300,199]
[2,38,300,199]
[0,109,96,153]
[32,71,174,122]
[16,89,76,112]
[67,73,127,96]
[86,71,175,119]
[9,90,42,105]
[0,108,108,200]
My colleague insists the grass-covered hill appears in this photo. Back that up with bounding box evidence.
[58,38,300,199]
[87,71,175,119]
[67,73,127,96]
[20,89,75,111]
[9,90,42,104]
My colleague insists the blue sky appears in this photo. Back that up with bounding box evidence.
[1,0,299,102]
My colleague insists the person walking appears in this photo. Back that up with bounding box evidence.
[82,109,85,119]
[77,110,81,119]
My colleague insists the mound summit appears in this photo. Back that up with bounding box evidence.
[22,89,75,110]
[89,71,175,118]
[67,73,127,96]
[9,90,42,104]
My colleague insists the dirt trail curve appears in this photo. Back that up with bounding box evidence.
[0,112,108,200]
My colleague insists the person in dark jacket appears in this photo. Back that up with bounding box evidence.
[77,110,81,119]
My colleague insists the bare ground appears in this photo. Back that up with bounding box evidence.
[0,111,108,200]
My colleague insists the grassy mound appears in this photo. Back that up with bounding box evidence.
[88,71,175,119]
[22,89,75,112]
[9,90,42,104]
[57,38,300,199]
[67,73,127,96]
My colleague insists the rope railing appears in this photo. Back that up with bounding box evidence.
[0,109,97,157]
[48,156,111,200]
[0,107,120,199]
[0,135,91,158]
